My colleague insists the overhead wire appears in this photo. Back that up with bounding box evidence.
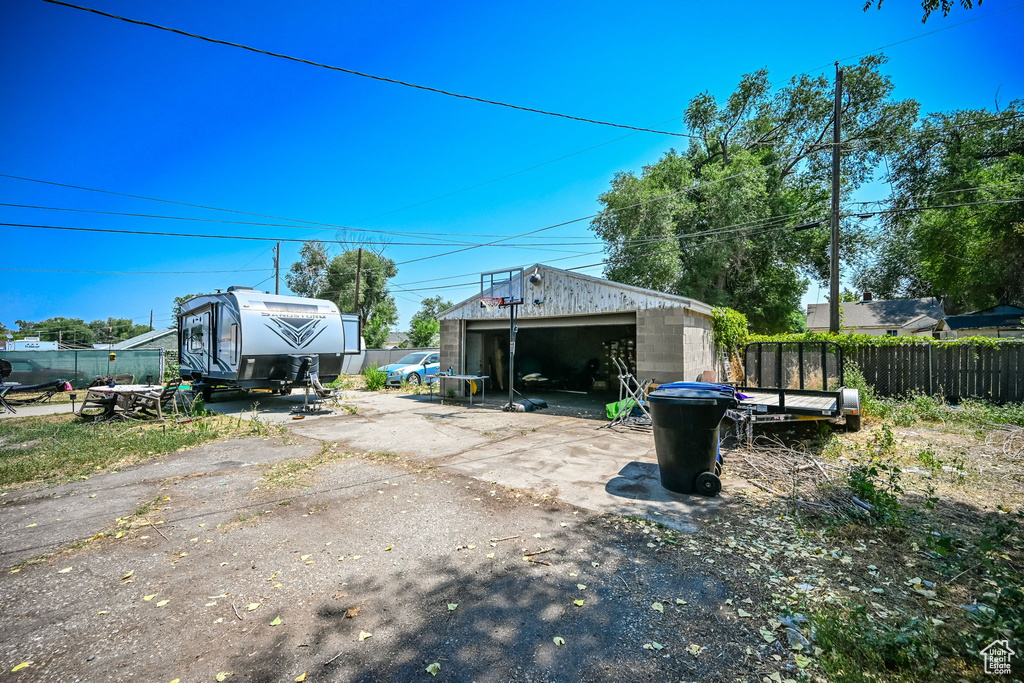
[0,267,272,275]
[40,0,699,140]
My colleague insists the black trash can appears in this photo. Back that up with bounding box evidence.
[648,382,737,496]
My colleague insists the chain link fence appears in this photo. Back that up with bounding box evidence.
[2,350,165,389]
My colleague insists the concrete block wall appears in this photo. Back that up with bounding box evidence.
[439,319,464,396]
[682,311,716,380]
[636,308,716,383]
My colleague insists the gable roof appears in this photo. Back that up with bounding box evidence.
[111,328,177,350]
[807,297,945,330]
[439,263,713,319]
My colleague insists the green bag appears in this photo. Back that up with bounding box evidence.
[606,397,637,420]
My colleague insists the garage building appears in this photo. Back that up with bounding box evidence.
[437,264,718,397]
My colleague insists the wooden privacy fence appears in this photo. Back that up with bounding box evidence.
[847,343,1024,403]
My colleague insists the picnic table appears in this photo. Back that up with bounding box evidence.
[430,374,489,406]
[78,384,166,421]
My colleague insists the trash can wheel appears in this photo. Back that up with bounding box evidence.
[714,460,722,477]
[695,471,722,497]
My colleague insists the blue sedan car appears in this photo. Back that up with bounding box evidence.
[383,351,441,386]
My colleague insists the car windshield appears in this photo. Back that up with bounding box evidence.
[396,353,428,365]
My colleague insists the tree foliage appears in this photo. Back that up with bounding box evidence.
[285,241,330,298]
[854,102,1024,312]
[363,298,398,349]
[406,296,452,348]
[12,317,149,344]
[171,293,202,325]
[591,56,918,333]
[863,0,979,23]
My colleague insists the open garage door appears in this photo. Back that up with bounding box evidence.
[465,313,635,394]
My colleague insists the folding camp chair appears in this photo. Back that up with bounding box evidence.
[293,372,340,413]
[607,357,652,427]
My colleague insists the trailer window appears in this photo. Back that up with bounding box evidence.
[190,326,204,352]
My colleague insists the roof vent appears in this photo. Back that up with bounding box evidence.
[862,291,873,302]
[227,286,256,292]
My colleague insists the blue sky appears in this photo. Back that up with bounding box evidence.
[2,0,1022,333]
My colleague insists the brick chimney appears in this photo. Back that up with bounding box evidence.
[862,291,873,302]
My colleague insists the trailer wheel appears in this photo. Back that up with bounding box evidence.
[201,384,213,402]
[845,413,862,432]
[695,472,722,497]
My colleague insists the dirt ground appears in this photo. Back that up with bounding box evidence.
[1,390,1020,681]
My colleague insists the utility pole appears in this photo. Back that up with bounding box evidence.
[274,242,281,295]
[829,63,843,335]
[149,310,154,332]
[353,248,363,323]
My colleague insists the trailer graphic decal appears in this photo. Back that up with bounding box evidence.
[263,317,328,349]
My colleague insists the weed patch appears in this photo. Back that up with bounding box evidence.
[0,413,265,487]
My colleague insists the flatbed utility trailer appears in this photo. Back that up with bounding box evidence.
[729,341,861,441]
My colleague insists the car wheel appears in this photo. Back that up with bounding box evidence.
[406,373,421,386]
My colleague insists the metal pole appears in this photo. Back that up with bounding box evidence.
[353,248,363,322]
[274,242,280,295]
[149,310,153,332]
[508,304,517,410]
[829,63,843,334]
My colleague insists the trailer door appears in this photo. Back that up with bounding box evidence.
[183,309,213,375]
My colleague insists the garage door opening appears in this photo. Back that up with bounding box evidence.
[465,316,636,396]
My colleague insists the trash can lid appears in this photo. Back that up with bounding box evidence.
[654,381,736,397]
[649,383,737,405]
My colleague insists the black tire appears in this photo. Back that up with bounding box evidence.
[201,384,213,402]
[695,471,722,497]
[845,412,862,432]
[714,460,723,477]
[406,373,421,386]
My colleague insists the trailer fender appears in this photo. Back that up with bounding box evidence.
[841,388,862,432]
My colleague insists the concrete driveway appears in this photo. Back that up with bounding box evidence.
[1,391,766,682]
[221,391,731,532]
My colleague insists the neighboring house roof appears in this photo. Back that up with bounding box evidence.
[386,332,409,344]
[937,304,1024,331]
[112,328,177,350]
[807,297,945,330]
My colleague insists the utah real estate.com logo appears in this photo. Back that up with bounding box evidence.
[981,639,1015,676]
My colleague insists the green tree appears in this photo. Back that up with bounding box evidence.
[323,249,398,329]
[854,102,1024,312]
[592,56,918,333]
[406,296,452,347]
[363,298,398,349]
[285,240,330,297]
[15,318,96,345]
[88,318,150,344]
[863,0,979,23]
[171,293,202,325]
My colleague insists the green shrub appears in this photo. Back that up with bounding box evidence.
[711,306,749,357]
[811,604,950,682]
[363,365,388,391]
[846,425,905,525]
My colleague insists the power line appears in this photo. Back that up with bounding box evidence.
[0,221,611,249]
[0,201,486,245]
[0,267,272,275]
[41,0,698,140]
[788,2,1024,83]
[393,161,812,266]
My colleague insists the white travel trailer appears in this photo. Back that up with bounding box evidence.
[178,287,360,397]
